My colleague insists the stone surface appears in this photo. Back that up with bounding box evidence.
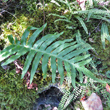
[33,87,63,110]
[81,93,103,110]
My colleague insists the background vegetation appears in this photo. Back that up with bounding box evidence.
[0,0,110,110]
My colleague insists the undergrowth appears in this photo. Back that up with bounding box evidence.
[0,66,38,110]
[0,0,110,109]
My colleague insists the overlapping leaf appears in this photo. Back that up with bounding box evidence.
[0,24,106,88]
[101,23,110,49]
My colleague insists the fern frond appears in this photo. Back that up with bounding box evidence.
[73,9,110,17]
[58,88,70,110]
[76,30,98,81]
[58,85,82,110]
[49,13,88,34]
[90,15,110,23]
[0,24,106,87]
[75,16,88,34]
[101,23,110,49]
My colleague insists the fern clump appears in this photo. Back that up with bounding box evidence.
[0,24,106,88]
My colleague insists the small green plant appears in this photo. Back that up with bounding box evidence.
[0,24,106,88]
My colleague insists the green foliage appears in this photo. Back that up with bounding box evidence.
[0,39,5,50]
[50,0,110,35]
[49,13,89,34]
[0,4,75,48]
[92,36,110,72]
[106,71,110,78]
[0,24,106,88]
[20,0,38,12]
[0,67,38,110]
[1,0,110,109]
[1,0,15,3]
[2,0,8,2]
[101,23,110,49]
[58,85,82,110]
[102,90,110,109]
[19,0,50,12]
[91,82,110,109]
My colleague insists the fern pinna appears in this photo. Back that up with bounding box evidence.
[0,23,106,87]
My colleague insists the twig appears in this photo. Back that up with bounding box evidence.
[0,9,16,19]
[91,20,102,34]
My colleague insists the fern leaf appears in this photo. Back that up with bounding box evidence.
[51,56,57,83]
[0,45,14,55]
[87,12,92,22]
[22,50,36,78]
[30,52,43,83]
[8,35,14,44]
[91,15,110,23]
[2,47,30,66]
[42,54,49,78]
[70,65,76,88]
[77,68,83,83]
[27,24,47,47]
[48,13,67,19]
[0,45,21,62]
[75,16,88,34]
[101,23,110,49]
[54,19,73,24]
[49,13,89,34]
[73,9,110,16]
[15,37,20,44]
[0,24,107,88]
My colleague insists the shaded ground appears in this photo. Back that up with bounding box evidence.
[33,87,63,110]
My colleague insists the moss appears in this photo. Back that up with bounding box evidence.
[91,37,110,73]
[0,67,38,110]
[1,3,80,48]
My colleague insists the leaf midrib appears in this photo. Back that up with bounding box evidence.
[16,44,80,68]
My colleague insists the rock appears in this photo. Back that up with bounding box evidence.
[76,108,80,110]
[81,93,103,110]
[76,0,86,10]
[52,107,58,110]
[33,87,63,110]
[1,62,10,70]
